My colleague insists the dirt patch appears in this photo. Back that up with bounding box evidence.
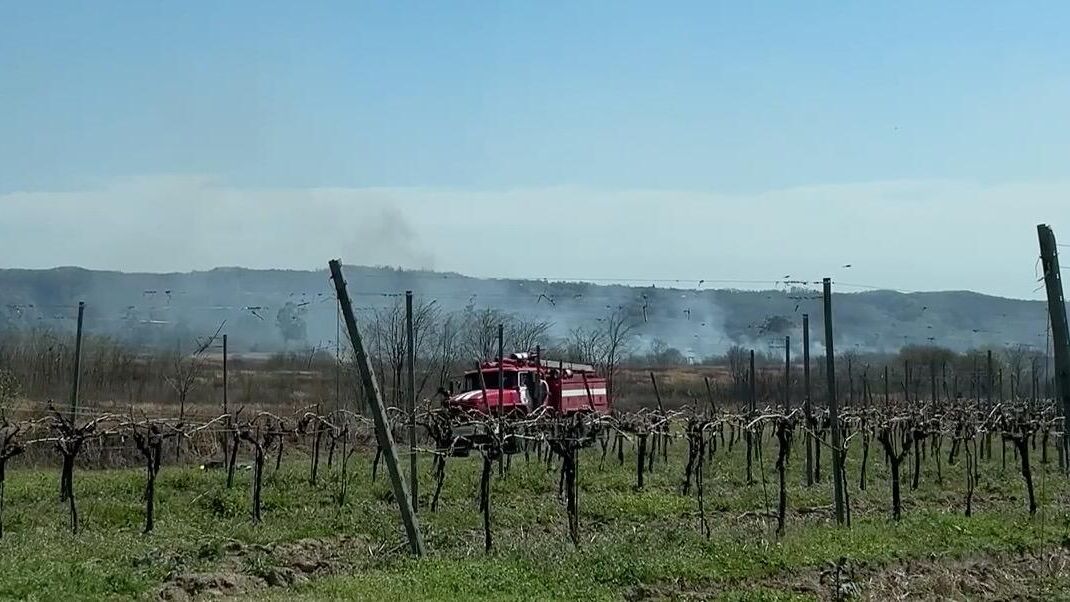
[158,536,368,600]
[626,546,1070,601]
[858,547,1070,600]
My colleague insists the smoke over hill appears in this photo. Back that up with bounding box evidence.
[0,266,1049,358]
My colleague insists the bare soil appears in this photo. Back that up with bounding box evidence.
[158,536,368,600]
[626,544,1070,601]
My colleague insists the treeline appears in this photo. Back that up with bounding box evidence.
[0,301,1055,417]
[0,299,613,415]
[610,341,1057,412]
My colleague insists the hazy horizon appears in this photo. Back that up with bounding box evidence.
[0,258,1055,304]
[3,3,1069,300]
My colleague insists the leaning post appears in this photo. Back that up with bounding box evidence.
[329,260,425,556]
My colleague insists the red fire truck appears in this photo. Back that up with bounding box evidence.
[445,352,611,416]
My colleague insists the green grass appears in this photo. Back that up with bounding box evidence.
[1,434,1069,601]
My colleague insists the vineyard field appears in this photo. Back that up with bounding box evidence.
[1,433,1067,601]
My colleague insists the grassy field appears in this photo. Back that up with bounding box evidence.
[2,433,1070,601]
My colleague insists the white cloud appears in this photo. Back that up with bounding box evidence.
[1,175,1066,299]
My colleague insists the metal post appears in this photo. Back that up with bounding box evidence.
[222,334,228,415]
[803,315,811,410]
[784,335,791,412]
[847,357,853,408]
[747,348,756,485]
[749,350,756,413]
[497,324,505,477]
[497,325,504,416]
[69,301,85,421]
[649,372,665,413]
[930,362,937,407]
[823,277,845,525]
[329,260,425,555]
[704,376,716,416]
[534,344,542,408]
[986,349,993,410]
[904,360,911,405]
[1038,224,1070,469]
[336,307,341,410]
[405,291,418,511]
[803,314,812,486]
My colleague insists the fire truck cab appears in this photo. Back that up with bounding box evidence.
[446,352,610,416]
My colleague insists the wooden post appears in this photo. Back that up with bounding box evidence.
[1038,224,1070,469]
[329,260,425,556]
[803,313,813,486]
[69,301,85,421]
[823,278,845,525]
[405,291,418,511]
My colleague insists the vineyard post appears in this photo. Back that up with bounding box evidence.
[803,314,813,486]
[930,362,937,407]
[224,334,240,489]
[497,324,504,476]
[904,360,911,405]
[69,301,85,420]
[704,376,716,416]
[847,356,853,408]
[329,260,425,556]
[497,324,504,416]
[986,349,993,411]
[749,349,756,415]
[746,349,755,485]
[649,372,665,414]
[1038,224,1070,473]
[335,307,342,411]
[406,291,418,511]
[784,335,791,412]
[823,277,845,525]
[223,334,228,415]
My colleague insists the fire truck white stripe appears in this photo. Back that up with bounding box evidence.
[560,388,607,398]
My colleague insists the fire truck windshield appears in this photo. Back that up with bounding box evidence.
[463,370,518,391]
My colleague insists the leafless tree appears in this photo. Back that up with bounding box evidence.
[508,318,553,354]
[726,345,749,400]
[566,326,607,367]
[459,308,552,360]
[0,420,24,538]
[164,348,204,423]
[1002,344,1042,400]
[367,297,450,406]
[0,370,20,421]
[460,308,508,361]
[600,307,638,402]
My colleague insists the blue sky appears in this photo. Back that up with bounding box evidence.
[1,2,1068,298]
